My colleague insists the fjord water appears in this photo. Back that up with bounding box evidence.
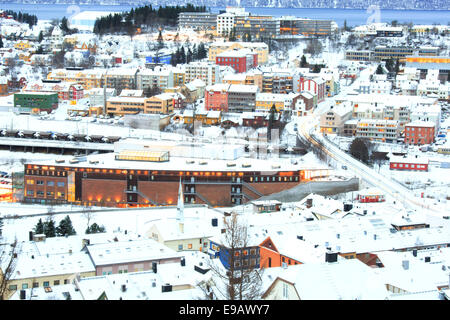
[0,3,449,27]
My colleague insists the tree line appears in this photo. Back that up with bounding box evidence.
[33,215,105,238]
[3,10,38,28]
[93,4,207,35]
[170,42,207,66]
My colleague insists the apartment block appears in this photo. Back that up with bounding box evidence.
[216,49,258,73]
[234,15,280,40]
[184,62,221,86]
[404,120,435,145]
[178,12,218,31]
[137,67,174,91]
[356,119,400,142]
[279,17,336,37]
[209,42,269,65]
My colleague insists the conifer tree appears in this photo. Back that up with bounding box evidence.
[44,219,56,238]
[34,218,44,234]
[56,215,76,237]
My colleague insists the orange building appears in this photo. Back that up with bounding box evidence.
[259,237,302,269]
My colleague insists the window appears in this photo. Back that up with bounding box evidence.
[22,283,28,289]
[36,180,44,185]
[9,285,17,291]
[64,279,69,285]
[43,282,49,287]
[33,282,39,288]
[282,282,289,299]
[234,250,240,257]
[188,244,193,249]
[54,280,60,286]
[178,244,183,250]
[47,181,54,186]
[57,182,65,187]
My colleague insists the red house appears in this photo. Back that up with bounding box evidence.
[216,49,258,73]
[356,188,385,203]
[297,77,326,103]
[205,83,230,112]
[405,120,435,145]
[389,156,429,171]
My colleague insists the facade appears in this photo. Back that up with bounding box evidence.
[227,84,258,113]
[215,49,258,73]
[47,68,106,90]
[373,46,415,62]
[279,17,336,37]
[105,68,138,91]
[137,68,174,92]
[234,16,280,40]
[255,92,300,112]
[319,102,353,134]
[404,121,435,145]
[345,50,373,61]
[296,77,326,103]
[85,87,116,108]
[205,83,229,112]
[356,119,400,142]
[389,156,429,172]
[216,7,249,36]
[144,93,175,115]
[14,92,58,114]
[106,97,146,116]
[22,143,312,207]
[263,71,294,94]
[23,81,84,101]
[177,12,218,31]
[356,188,386,203]
[208,42,269,65]
[259,237,302,269]
[184,62,221,86]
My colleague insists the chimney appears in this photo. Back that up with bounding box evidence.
[180,257,186,267]
[29,231,33,241]
[425,256,431,263]
[152,262,157,274]
[121,284,126,292]
[20,290,26,300]
[412,249,417,257]
[211,218,218,227]
[325,252,338,263]
[306,198,313,208]
[402,260,409,270]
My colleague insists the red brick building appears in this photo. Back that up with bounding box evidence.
[404,120,435,145]
[23,150,318,208]
[216,49,258,73]
[389,156,429,171]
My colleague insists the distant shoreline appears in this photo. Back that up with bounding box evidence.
[0,3,449,11]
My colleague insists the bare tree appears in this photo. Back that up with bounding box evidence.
[198,213,264,300]
[0,239,20,300]
[82,207,96,232]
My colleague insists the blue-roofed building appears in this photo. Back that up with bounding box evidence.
[146,54,172,65]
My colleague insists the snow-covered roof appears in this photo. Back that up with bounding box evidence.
[85,239,183,267]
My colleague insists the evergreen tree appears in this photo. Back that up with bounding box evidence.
[180,46,186,64]
[0,37,3,49]
[197,42,207,60]
[186,47,193,63]
[0,217,3,237]
[34,218,44,234]
[44,219,56,238]
[86,223,106,234]
[38,31,43,43]
[56,215,76,237]
[300,55,308,68]
[376,64,384,74]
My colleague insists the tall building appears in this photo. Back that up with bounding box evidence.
[184,62,221,86]
[279,17,337,37]
[177,12,218,31]
[234,15,280,41]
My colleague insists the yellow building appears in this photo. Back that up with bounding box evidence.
[14,40,32,50]
[208,41,269,65]
[173,69,186,87]
[48,69,106,90]
[144,93,174,114]
[106,96,146,116]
